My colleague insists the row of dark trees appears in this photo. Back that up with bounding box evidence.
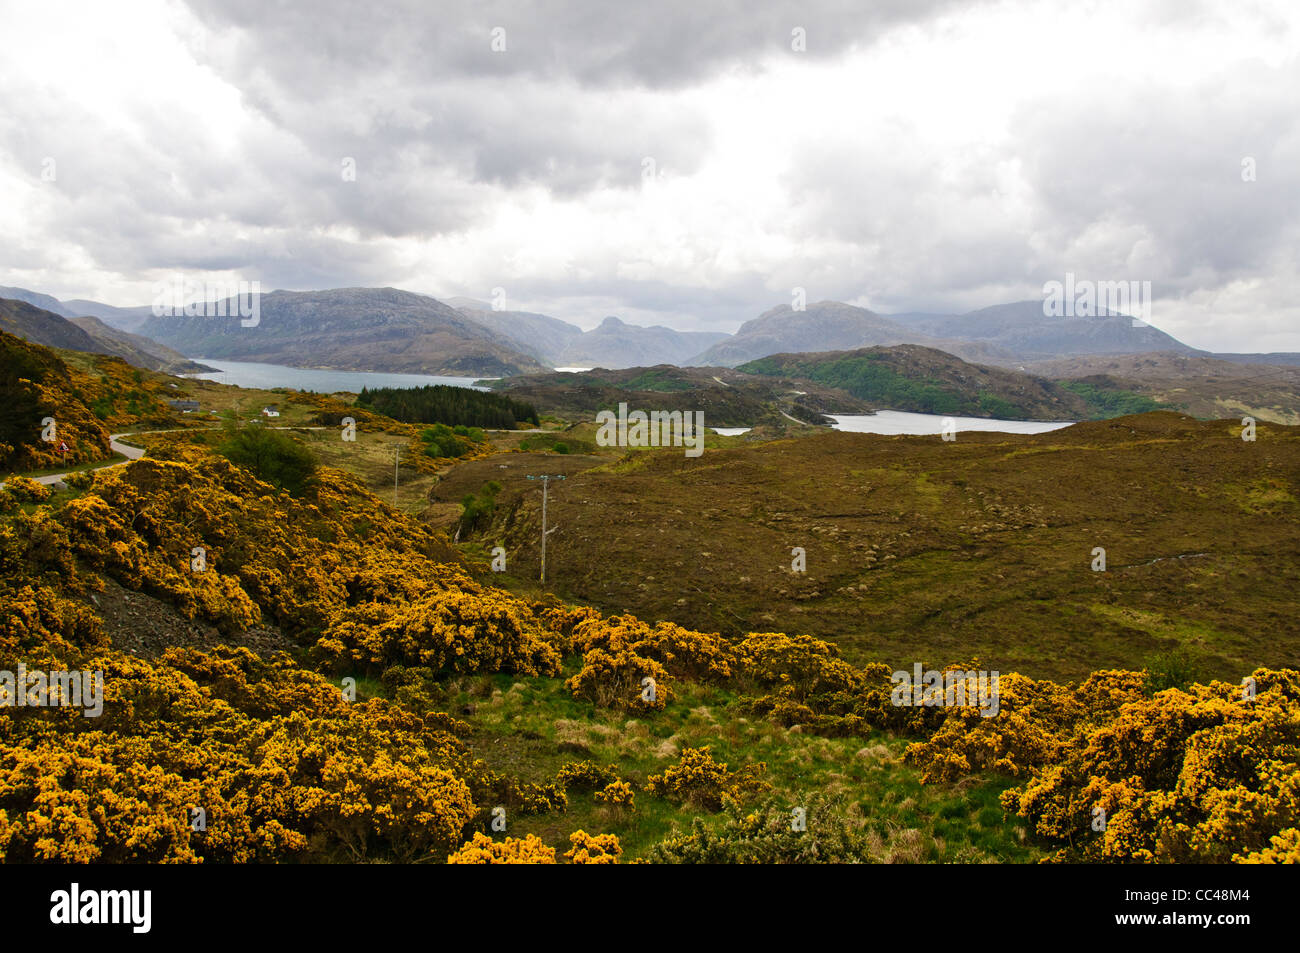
[355,384,539,429]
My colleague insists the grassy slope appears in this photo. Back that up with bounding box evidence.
[392,670,1037,862]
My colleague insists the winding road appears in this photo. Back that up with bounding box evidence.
[3,422,545,489]
[0,432,150,490]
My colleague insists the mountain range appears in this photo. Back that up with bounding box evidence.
[4,284,1298,384]
[686,299,1194,367]
[446,298,727,368]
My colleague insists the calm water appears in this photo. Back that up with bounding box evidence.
[186,359,491,392]
[829,410,1073,435]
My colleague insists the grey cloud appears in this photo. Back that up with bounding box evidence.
[1012,63,1300,292]
[169,0,968,201]
[775,54,1300,319]
[183,0,975,90]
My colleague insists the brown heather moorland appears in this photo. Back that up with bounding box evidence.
[448,412,1300,683]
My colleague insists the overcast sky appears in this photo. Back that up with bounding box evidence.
[1,0,1297,350]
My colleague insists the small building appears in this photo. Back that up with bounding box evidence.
[168,399,200,413]
[261,405,281,418]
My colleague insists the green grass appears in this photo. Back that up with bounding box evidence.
[411,669,1040,862]
[1058,379,1175,418]
[620,370,697,393]
[742,355,976,416]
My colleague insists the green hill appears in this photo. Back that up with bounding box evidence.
[740,345,1172,420]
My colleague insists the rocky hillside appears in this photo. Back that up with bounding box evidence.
[139,287,548,377]
[67,316,213,374]
[0,297,103,353]
[892,300,1196,359]
[450,300,584,365]
[1022,352,1300,425]
[0,297,210,374]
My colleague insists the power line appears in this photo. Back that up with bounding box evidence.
[525,474,565,585]
[393,444,400,507]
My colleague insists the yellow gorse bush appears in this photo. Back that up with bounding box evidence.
[644,746,769,811]
[36,449,567,675]
[733,632,861,699]
[1238,827,1300,863]
[566,646,672,712]
[594,780,635,809]
[0,447,605,864]
[556,760,621,792]
[0,646,481,863]
[0,333,122,472]
[446,832,556,864]
[564,615,742,711]
[899,666,1300,863]
[3,476,50,505]
[565,829,622,864]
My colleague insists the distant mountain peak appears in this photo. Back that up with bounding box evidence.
[445,296,494,312]
[0,286,74,318]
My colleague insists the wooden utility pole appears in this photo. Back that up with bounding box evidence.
[393,445,400,507]
[526,474,565,584]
